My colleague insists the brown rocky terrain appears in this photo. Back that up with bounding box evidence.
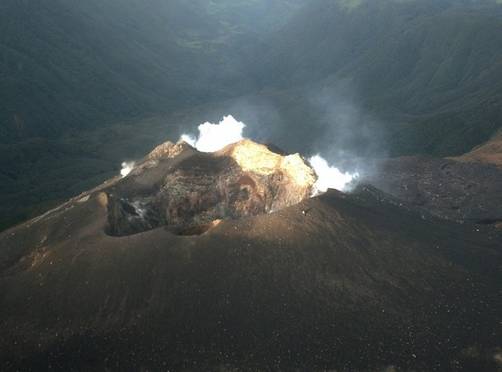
[106,139,316,236]
[0,140,501,371]
[362,133,502,231]
[366,156,502,226]
[453,131,502,168]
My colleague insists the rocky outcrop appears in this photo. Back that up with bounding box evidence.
[147,141,189,160]
[107,140,317,236]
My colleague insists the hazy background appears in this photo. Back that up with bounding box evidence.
[1,0,502,230]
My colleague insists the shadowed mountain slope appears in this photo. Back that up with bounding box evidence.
[365,155,502,225]
[2,0,502,232]
[0,0,305,142]
[1,140,501,371]
[254,0,502,156]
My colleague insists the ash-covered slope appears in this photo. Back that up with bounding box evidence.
[0,141,501,371]
[366,156,502,226]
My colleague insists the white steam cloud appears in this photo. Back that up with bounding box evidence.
[120,114,359,194]
[183,116,360,193]
[180,115,245,152]
[120,162,135,177]
[309,155,359,194]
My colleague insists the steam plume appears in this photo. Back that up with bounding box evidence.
[180,115,245,152]
[182,115,360,193]
[124,114,358,194]
[121,162,135,177]
[309,155,359,194]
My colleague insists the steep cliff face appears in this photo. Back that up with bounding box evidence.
[106,139,317,236]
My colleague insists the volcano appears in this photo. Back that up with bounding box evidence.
[108,139,316,236]
[0,139,501,371]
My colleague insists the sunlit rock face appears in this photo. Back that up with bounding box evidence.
[107,139,317,236]
[147,141,189,160]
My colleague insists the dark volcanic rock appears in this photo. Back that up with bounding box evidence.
[366,156,502,226]
[0,143,501,371]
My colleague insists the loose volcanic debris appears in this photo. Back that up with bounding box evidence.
[1,139,501,371]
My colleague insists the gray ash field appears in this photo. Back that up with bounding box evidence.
[0,140,501,371]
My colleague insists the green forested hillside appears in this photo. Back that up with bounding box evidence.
[255,0,502,156]
[0,0,307,229]
[0,0,304,141]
